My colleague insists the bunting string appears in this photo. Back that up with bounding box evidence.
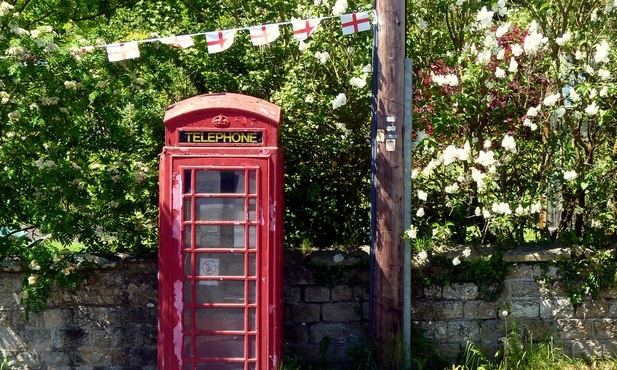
[78,10,376,62]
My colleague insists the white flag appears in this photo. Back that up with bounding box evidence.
[340,12,372,35]
[205,30,236,54]
[106,42,140,62]
[248,25,280,46]
[291,18,321,41]
[160,35,194,49]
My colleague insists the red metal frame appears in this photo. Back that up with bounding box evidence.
[159,94,283,370]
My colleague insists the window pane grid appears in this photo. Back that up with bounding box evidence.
[181,167,260,366]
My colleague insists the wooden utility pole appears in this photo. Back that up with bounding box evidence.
[371,0,406,366]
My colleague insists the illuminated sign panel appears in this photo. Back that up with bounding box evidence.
[180,131,262,144]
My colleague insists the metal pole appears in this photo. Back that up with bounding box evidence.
[402,57,413,365]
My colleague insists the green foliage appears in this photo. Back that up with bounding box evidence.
[0,228,92,318]
[405,0,617,304]
[0,0,373,257]
[542,245,617,308]
[448,321,600,370]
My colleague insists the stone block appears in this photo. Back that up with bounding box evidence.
[502,245,570,262]
[287,303,321,323]
[599,287,617,299]
[556,319,592,340]
[309,322,366,345]
[464,300,499,319]
[569,340,604,358]
[44,351,72,366]
[23,328,52,350]
[478,319,507,342]
[305,286,330,302]
[443,283,478,300]
[331,285,352,301]
[510,300,540,318]
[283,323,310,345]
[434,342,462,361]
[447,320,480,342]
[284,264,315,285]
[608,299,617,317]
[521,319,556,341]
[53,326,88,349]
[322,302,361,322]
[283,285,302,303]
[508,264,534,280]
[592,318,617,340]
[574,299,609,318]
[600,340,617,357]
[362,302,369,320]
[540,297,574,319]
[412,320,448,343]
[352,284,369,301]
[423,286,442,299]
[411,300,464,320]
[504,280,541,298]
[285,343,322,365]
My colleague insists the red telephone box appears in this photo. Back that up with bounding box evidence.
[158,93,284,370]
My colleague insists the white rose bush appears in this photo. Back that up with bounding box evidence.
[406,0,617,288]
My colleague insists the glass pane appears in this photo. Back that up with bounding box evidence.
[184,253,193,276]
[196,280,246,304]
[248,281,256,304]
[248,254,256,277]
[249,308,256,331]
[194,308,245,331]
[248,171,256,194]
[184,170,192,194]
[184,198,192,221]
[196,198,245,221]
[184,308,192,328]
[248,226,256,249]
[248,198,256,221]
[184,335,192,357]
[195,170,245,194]
[184,280,192,303]
[248,335,256,359]
[195,225,245,248]
[195,253,245,277]
[196,363,244,370]
[184,225,192,249]
[194,335,244,358]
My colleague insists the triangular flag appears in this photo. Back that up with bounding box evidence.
[106,42,140,62]
[248,24,281,46]
[205,30,236,54]
[291,18,321,41]
[160,35,194,49]
[340,12,372,35]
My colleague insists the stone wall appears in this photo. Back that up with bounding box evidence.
[412,247,617,361]
[0,251,370,369]
[2,248,617,369]
[0,254,158,370]
[282,249,370,367]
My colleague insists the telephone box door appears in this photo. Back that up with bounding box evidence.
[163,155,278,370]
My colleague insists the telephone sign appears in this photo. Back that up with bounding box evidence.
[158,93,284,370]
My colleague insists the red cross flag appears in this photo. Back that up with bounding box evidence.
[340,11,372,35]
[205,30,236,54]
[248,24,280,46]
[106,42,140,62]
[291,18,321,41]
[160,35,194,49]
